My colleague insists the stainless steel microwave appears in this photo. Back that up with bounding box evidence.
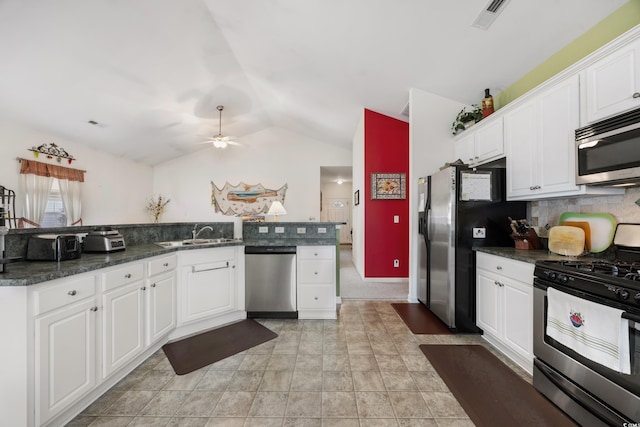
[576,107,640,186]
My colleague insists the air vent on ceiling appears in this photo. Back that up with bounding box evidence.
[472,0,511,30]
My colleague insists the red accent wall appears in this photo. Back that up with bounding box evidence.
[364,109,409,277]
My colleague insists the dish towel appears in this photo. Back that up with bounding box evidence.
[546,287,631,374]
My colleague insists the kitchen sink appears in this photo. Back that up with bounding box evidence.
[155,238,238,248]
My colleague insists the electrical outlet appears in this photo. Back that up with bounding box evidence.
[317,227,327,233]
[258,226,269,233]
[393,259,399,267]
[473,227,486,238]
[297,227,306,234]
[275,227,285,233]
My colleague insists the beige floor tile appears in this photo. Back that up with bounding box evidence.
[291,369,323,391]
[259,370,293,391]
[139,390,191,416]
[354,391,395,418]
[248,391,288,417]
[284,417,322,426]
[323,353,351,371]
[388,391,432,418]
[352,371,386,391]
[349,354,379,371]
[162,369,206,391]
[211,391,255,417]
[286,391,322,417]
[227,370,264,391]
[322,371,354,391]
[174,391,223,417]
[421,391,468,418]
[295,354,324,370]
[195,370,234,391]
[322,391,358,417]
[380,371,418,391]
[128,416,171,426]
[267,354,297,371]
[204,417,245,427]
[105,390,156,416]
[166,417,209,427]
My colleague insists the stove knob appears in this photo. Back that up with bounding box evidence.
[548,272,557,280]
[558,274,568,284]
[635,293,640,303]
[619,290,630,300]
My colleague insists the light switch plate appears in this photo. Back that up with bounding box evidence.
[394,215,400,223]
[297,227,306,234]
[275,227,285,233]
[258,226,269,233]
[317,227,327,233]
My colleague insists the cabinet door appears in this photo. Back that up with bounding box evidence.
[474,117,504,164]
[585,40,640,123]
[505,101,537,198]
[475,270,501,338]
[502,277,533,361]
[102,281,145,378]
[35,299,97,425]
[538,75,580,194]
[147,273,176,345]
[181,259,234,324]
[454,133,475,165]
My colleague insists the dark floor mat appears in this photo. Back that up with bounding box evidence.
[391,303,452,334]
[162,319,278,375]
[419,344,577,427]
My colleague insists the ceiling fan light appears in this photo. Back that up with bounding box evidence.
[213,139,228,149]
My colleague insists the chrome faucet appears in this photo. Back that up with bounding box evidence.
[192,224,213,240]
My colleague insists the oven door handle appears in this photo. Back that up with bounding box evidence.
[622,311,640,323]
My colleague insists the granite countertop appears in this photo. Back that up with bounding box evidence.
[474,246,607,264]
[1,237,337,287]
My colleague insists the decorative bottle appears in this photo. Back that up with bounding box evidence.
[482,88,494,118]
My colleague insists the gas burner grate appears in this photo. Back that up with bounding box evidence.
[554,260,640,278]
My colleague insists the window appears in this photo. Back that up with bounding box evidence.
[40,179,67,227]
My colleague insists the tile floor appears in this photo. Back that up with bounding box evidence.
[67,300,531,427]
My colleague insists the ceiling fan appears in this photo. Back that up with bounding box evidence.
[206,105,238,149]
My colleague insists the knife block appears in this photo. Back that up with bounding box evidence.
[511,229,543,250]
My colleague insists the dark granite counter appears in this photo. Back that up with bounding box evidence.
[0,241,243,287]
[474,246,607,264]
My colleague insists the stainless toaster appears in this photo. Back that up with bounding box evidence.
[26,234,81,261]
[83,228,126,253]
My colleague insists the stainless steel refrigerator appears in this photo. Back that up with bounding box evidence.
[417,165,526,332]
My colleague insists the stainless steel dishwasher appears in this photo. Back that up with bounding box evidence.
[245,246,297,318]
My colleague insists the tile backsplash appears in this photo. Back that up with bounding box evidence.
[530,187,640,237]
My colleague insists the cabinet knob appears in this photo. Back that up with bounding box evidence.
[314,253,318,256]
[494,281,504,287]
[68,290,77,296]
[314,297,318,300]
[151,283,156,288]
[141,286,146,291]
[474,156,479,159]
[163,262,169,267]
[496,266,502,270]
[124,273,132,279]
[314,272,318,275]
[633,92,640,99]
[90,306,98,312]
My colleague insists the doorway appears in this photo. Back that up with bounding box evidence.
[320,166,352,244]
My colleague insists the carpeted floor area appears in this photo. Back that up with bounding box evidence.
[339,247,408,300]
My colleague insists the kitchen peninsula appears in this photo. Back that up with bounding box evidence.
[0,221,339,427]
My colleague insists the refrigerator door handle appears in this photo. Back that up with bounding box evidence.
[426,208,432,241]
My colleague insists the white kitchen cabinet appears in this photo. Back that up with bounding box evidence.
[297,245,336,319]
[453,116,504,167]
[179,247,238,325]
[101,262,146,379]
[505,75,623,200]
[146,254,177,345]
[583,37,640,124]
[33,274,98,426]
[476,252,534,374]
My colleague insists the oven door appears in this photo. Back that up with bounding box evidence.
[533,281,640,424]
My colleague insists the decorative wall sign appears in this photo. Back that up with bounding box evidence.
[371,173,406,200]
[28,143,75,164]
[211,181,288,216]
[354,190,360,206]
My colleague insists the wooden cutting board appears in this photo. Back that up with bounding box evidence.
[560,221,591,251]
[548,226,586,256]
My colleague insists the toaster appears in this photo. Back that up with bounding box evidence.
[83,228,126,253]
[26,234,81,261]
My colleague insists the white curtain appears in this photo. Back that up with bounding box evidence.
[58,179,82,226]
[20,173,52,228]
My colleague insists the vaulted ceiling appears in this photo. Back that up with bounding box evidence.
[0,0,628,165]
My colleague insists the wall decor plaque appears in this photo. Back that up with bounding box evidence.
[211,181,287,216]
[371,173,406,200]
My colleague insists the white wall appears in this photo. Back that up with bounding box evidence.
[320,181,353,243]
[153,127,352,227]
[351,112,365,276]
[0,120,153,225]
[408,88,465,301]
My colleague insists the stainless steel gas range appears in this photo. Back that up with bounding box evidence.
[533,224,640,426]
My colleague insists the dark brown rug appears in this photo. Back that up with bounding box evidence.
[162,319,278,375]
[391,303,452,334]
[419,344,577,427]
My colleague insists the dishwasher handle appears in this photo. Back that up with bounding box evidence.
[245,245,296,255]
[192,261,229,273]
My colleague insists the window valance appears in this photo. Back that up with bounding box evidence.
[19,159,85,182]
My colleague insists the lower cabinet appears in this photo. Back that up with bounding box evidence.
[476,252,534,374]
[297,245,337,319]
[146,273,176,345]
[178,248,237,325]
[32,273,98,426]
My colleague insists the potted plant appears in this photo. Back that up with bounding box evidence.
[451,104,483,135]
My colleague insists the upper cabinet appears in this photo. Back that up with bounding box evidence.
[583,37,640,124]
[453,116,504,167]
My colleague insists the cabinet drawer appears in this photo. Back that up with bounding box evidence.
[298,285,334,309]
[102,262,144,292]
[33,275,96,315]
[298,260,334,283]
[148,254,177,277]
[297,246,334,260]
[476,252,534,283]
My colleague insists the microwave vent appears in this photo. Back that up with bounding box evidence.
[575,107,640,140]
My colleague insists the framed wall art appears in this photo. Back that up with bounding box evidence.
[354,190,360,206]
[371,173,406,200]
